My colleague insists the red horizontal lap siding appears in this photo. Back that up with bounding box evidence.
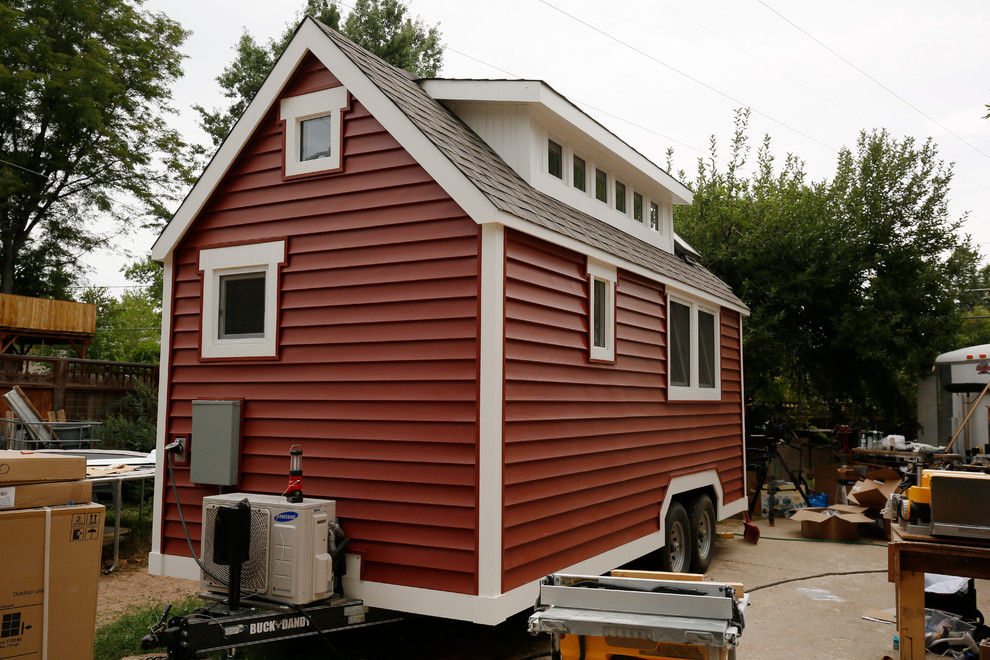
[161,57,480,595]
[502,231,744,592]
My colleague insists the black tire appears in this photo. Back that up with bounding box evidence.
[660,500,691,573]
[688,493,716,574]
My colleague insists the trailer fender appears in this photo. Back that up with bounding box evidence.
[659,469,745,540]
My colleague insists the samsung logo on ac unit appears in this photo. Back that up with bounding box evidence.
[274,511,298,522]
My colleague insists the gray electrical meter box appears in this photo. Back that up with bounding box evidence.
[190,400,242,486]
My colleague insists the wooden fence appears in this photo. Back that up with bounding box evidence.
[0,355,158,422]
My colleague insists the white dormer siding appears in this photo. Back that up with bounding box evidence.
[424,80,689,256]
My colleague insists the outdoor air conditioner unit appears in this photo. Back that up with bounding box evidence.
[200,493,334,605]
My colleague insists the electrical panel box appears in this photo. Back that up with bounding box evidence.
[190,399,242,486]
[200,493,334,605]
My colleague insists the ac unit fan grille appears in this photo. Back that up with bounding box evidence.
[202,505,271,593]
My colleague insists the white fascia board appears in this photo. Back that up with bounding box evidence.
[151,37,306,260]
[423,79,692,205]
[491,210,749,316]
[422,79,545,104]
[153,20,500,261]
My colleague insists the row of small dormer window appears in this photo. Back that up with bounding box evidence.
[548,139,661,233]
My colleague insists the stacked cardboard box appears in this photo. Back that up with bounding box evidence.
[790,466,902,541]
[0,450,104,660]
[790,504,875,541]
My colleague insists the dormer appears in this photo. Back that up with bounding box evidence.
[420,79,691,255]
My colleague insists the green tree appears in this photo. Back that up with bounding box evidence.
[196,0,443,148]
[674,110,978,431]
[0,0,192,297]
[123,256,164,314]
[81,286,161,363]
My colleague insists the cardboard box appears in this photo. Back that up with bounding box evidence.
[0,450,86,485]
[761,487,808,517]
[0,502,104,660]
[789,504,874,542]
[0,479,92,511]
[810,466,862,506]
[847,467,901,511]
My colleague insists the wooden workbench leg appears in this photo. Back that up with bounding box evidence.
[898,569,926,660]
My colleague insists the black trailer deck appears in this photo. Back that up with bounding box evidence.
[142,593,403,659]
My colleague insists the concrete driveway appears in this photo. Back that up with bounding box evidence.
[709,515,989,659]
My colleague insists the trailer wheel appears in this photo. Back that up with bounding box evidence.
[661,501,691,573]
[688,493,716,573]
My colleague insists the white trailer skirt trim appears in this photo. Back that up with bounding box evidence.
[152,469,747,624]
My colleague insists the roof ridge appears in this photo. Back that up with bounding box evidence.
[310,17,744,310]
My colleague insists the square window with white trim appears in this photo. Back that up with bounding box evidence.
[200,240,286,359]
[667,295,720,400]
[588,260,617,362]
[280,86,349,177]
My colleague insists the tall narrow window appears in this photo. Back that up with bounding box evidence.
[633,192,643,223]
[669,301,691,387]
[548,140,563,179]
[615,181,626,213]
[573,155,587,192]
[595,169,607,203]
[650,201,659,231]
[698,310,716,388]
[588,260,616,362]
[593,278,607,349]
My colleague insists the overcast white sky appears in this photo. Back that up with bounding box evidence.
[89,0,990,289]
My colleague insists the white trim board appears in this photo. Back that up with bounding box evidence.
[477,224,505,597]
[150,253,175,565]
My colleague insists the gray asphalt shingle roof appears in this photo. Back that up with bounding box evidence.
[315,20,745,311]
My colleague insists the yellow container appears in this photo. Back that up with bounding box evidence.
[559,633,718,660]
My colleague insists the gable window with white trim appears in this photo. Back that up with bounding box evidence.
[280,86,349,177]
[200,240,286,359]
[667,295,720,400]
[588,260,617,362]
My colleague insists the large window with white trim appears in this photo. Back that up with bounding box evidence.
[588,260,616,362]
[200,240,286,359]
[667,295,720,400]
[280,86,349,177]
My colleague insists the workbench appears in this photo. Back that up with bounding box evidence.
[852,448,960,484]
[888,526,990,659]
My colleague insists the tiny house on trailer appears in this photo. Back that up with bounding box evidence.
[149,18,749,625]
